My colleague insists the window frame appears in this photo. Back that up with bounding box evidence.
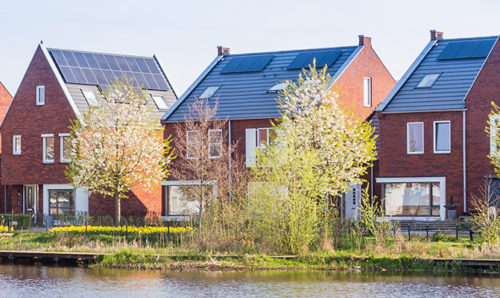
[257,127,272,148]
[12,135,21,155]
[407,122,424,155]
[433,121,451,154]
[363,77,372,107]
[416,73,441,89]
[81,89,98,106]
[186,130,200,160]
[268,82,289,93]
[199,86,220,99]
[59,133,71,163]
[151,94,169,110]
[42,134,55,164]
[48,189,75,216]
[208,129,223,159]
[36,85,45,105]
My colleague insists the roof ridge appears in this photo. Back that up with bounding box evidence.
[47,47,154,59]
[224,45,358,57]
[441,35,499,42]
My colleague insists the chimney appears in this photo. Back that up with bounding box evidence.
[430,30,444,41]
[217,46,230,56]
[358,35,371,46]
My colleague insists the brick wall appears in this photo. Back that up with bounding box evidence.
[0,82,13,155]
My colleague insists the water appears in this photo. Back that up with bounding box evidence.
[0,264,499,297]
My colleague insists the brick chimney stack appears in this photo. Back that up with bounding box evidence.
[217,46,230,56]
[430,30,444,41]
[358,35,372,46]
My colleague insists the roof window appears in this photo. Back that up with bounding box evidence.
[268,82,289,93]
[199,86,219,99]
[151,95,169,110]
[81,90,98,106]
[416,73,440,88]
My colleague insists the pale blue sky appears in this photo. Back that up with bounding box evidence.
[0,0,499,96]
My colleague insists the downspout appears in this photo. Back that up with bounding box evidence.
[370,164,374,204]
[228,120,232,203]
[4,185,6,213]
[463,110,467,213]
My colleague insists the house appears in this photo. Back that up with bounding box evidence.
[376,30,500,220]
[0,82,13,154]
[0,42,177,223]
[161,35,395,219]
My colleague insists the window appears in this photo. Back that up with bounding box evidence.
[208,129,222,158]
[434,121,450,153]
[60,133,71,163]
[490,115,500,156]
[257,128,272,148]
[363,77,372,107]
[383,182,440,216]
[49,189,74,216]
[407,122,424,154]
[12,135,21,155]
[199,86,219,99]
[245,127,273,167]
[186,130,200,160]
[164,183,215,216]
[416,73,440,88]
[42,134,55,163]
[268,82,289,93]
[36,85,45,105]
[151,95,169,110]
[81,90,98,106]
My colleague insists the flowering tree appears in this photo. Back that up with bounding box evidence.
[66,78,175,225]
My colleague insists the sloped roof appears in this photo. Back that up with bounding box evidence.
[378,35,498,113]
[162,45,362,122]
[42,45,177,122]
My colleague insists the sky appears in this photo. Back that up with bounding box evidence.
[0,0,499,97]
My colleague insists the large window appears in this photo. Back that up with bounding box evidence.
[59,133,71,163]
[164,184,215,216]
[49,189,74,216]
[363,77,372,107]
[12,135,21,155]
[186,130,200,160]
[208,129,222,158]
[245,127,273,167]
[407,122,424,154]
[383,182,440,216]
[434,121,450,153]
[36,85,45,105]
[42,134,55,163]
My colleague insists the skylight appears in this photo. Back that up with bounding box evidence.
[151,95,169,110]
[268,82,289,93]
[416,74,440,88]
[81,90,98,106]
[199,86,219,99]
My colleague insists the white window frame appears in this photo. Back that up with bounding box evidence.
[42,134,55,164]
[186,130,200,160]
[36,85,45,105]
[257,128,272,148]
[208,129,222,159]
[490,115,500,157]
[81,89,98,106]
[407,122,424,155]
[12,135,21,155]
[363,77,372,107]
[433,121,451,154]
[59,133,71,163]
[151,94,169,110]
[161,180,217,218]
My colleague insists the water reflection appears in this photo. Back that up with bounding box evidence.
[0,264,498,297]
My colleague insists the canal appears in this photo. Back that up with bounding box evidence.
[0,264,498,297]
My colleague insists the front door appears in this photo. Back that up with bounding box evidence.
[23,185,38,223]
[345,184,361,220]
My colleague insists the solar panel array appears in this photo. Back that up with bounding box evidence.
[438,40,495,60]
[221,55,273,74]
[287,50,342,70]
[48,49,169,90]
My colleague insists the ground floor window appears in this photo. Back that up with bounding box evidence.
[383,182,440,216]
[165,184,215,216]
[49,189,74,216]
[486,178,500,208]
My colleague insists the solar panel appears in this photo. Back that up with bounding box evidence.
[438,40,495,60]
[221,55,273,74]
[287,50,342,70]
[49,49,170,91]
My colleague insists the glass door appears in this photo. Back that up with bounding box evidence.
[23,185,38,223]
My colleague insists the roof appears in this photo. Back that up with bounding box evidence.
[162,45,362,122]
[378,35,499,113]
[41,44,177,122]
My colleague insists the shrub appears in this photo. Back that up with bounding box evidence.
[431,232,445,242]
[0,214,32,230]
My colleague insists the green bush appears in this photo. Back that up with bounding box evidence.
[0,214,32,230]
[431,232,445,242]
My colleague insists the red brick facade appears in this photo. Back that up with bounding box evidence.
[0,82,13,154]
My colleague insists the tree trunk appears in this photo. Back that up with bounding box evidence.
[115,192,121,226]
[197,199,203,251]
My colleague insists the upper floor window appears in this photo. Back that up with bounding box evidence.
[42,134,55,163]
[36,85,45,105]
[490,115,500,156]
[246,127,273,167]
[268,82,289,93]
[81,90,98,106]
[186,130,200,160]
[257,128,272,148]
[416,74,440,88]
[433,121,451,153]
[363,77,372,107]
[208,129,222,159]
[151,95,169,110]
[12,135,21,155]
[199,86,219,99]
[407,122,424,154]
[60,133,71,163]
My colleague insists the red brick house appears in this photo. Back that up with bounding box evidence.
[376,30,499,220]
[161,35,395,219]
[0,82,13,154]
[0,43,177,223]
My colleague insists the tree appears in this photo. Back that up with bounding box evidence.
[66,78,174,226]
[488,102,500,175]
